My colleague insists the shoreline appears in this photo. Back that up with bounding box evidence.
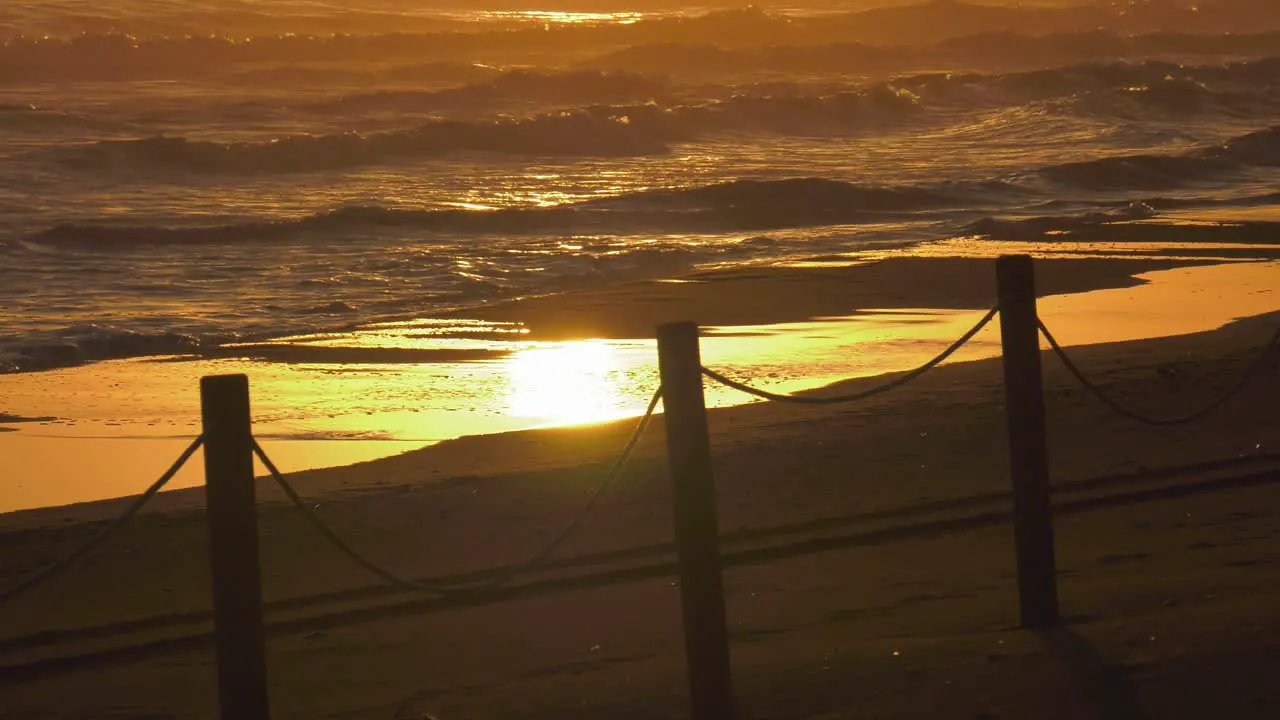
[2,250,1279,717]
[7,3,1280,715]
[2,296,1277,531]
[459,255,1211,340]
[3,254,1280,515]
[1,295,1278,717]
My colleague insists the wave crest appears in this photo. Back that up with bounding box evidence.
[1039,125,1280,189]
[25,176,1003,248]
[7,26,1280,83]
[56,90,923,173]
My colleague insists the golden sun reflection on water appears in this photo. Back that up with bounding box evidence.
[482,11,644,25]
[503,340,629,426]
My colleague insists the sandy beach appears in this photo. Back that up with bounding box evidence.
[6,1,1280,717]
[2,252,1279,718]
[4,251,1279,513]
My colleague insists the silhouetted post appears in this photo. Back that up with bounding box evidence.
[996,255,1060,628]
[656,322,736,720]
[200,374,270,720]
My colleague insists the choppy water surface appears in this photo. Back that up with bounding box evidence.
[4,1,1280,509]
[3,0,1280,373]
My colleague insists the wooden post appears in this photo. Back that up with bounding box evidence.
[656,322,736,720]
[996,255,1060,628]
[200,374,270,720]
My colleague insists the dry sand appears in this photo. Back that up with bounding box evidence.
[1,256,1278,718]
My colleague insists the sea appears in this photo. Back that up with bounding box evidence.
[3,0,1280,510]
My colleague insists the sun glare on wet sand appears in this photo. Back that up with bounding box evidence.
[504,340,630,426]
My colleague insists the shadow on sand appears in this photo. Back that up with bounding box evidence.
[1036,625,1146,720]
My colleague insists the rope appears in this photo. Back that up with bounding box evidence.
[1039,317,1280,427]
[253,385,663,596]
[0,436,203,605]
[702,306,1000,405]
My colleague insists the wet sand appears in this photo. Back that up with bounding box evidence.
[460,255,1206,340]
[1,254,1279,717]
[5,254,1277,512]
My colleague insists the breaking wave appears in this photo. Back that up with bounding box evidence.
[290,58,1280,120]
[30,125,1280,246]
[301,70,675,116]
[966,209,1280,244]
[24,177,1007,247]
[1038,125,1280,190]
[0,103,128,132]
[51,79,1280,176]
[0,326,207,374]
[55,88,923,173]
[7,26,1280,83]
[582,31,1280,78]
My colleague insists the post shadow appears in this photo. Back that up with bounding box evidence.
[1034,625,1146,720]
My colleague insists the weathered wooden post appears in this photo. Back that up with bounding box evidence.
[656,322,736,720]
[996,255,1060,628]
[200,374,270,720]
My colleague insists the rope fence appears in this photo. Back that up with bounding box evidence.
[3,253,1278,720]
[0,436,203,605]
[252,385,663,597]
[1038,316,1280,427]
[701,306,999,404]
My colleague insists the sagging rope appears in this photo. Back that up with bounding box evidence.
[1039,317,1280,427]
[253,385,664,596]
[701,305,1000,405]
[0,436,204,605]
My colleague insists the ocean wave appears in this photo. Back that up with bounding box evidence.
[51,69,1280,175]
[228,61,502,88]
[895,57,1280,119]
[12,59,1277,146]
[296,58,1280,120]
[0,102,127,132]
[1038,125,1280,190]
[29,122,1280,245]
[24,177,1006,248]
[56,89,922,173]
[0,326,207,374]
[1039,153,1234,191]
[0,235,744,373]
[1060,79,1276,121]
[303,70,674,116]
[965,202,1161,239]
[7,22,1280,84]
[967,210,1280,245]
[5,3,490,39]
[581,31,1280,79]
[9,1,1280,51]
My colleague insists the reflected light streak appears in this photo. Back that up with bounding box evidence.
[482,11,645,25]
